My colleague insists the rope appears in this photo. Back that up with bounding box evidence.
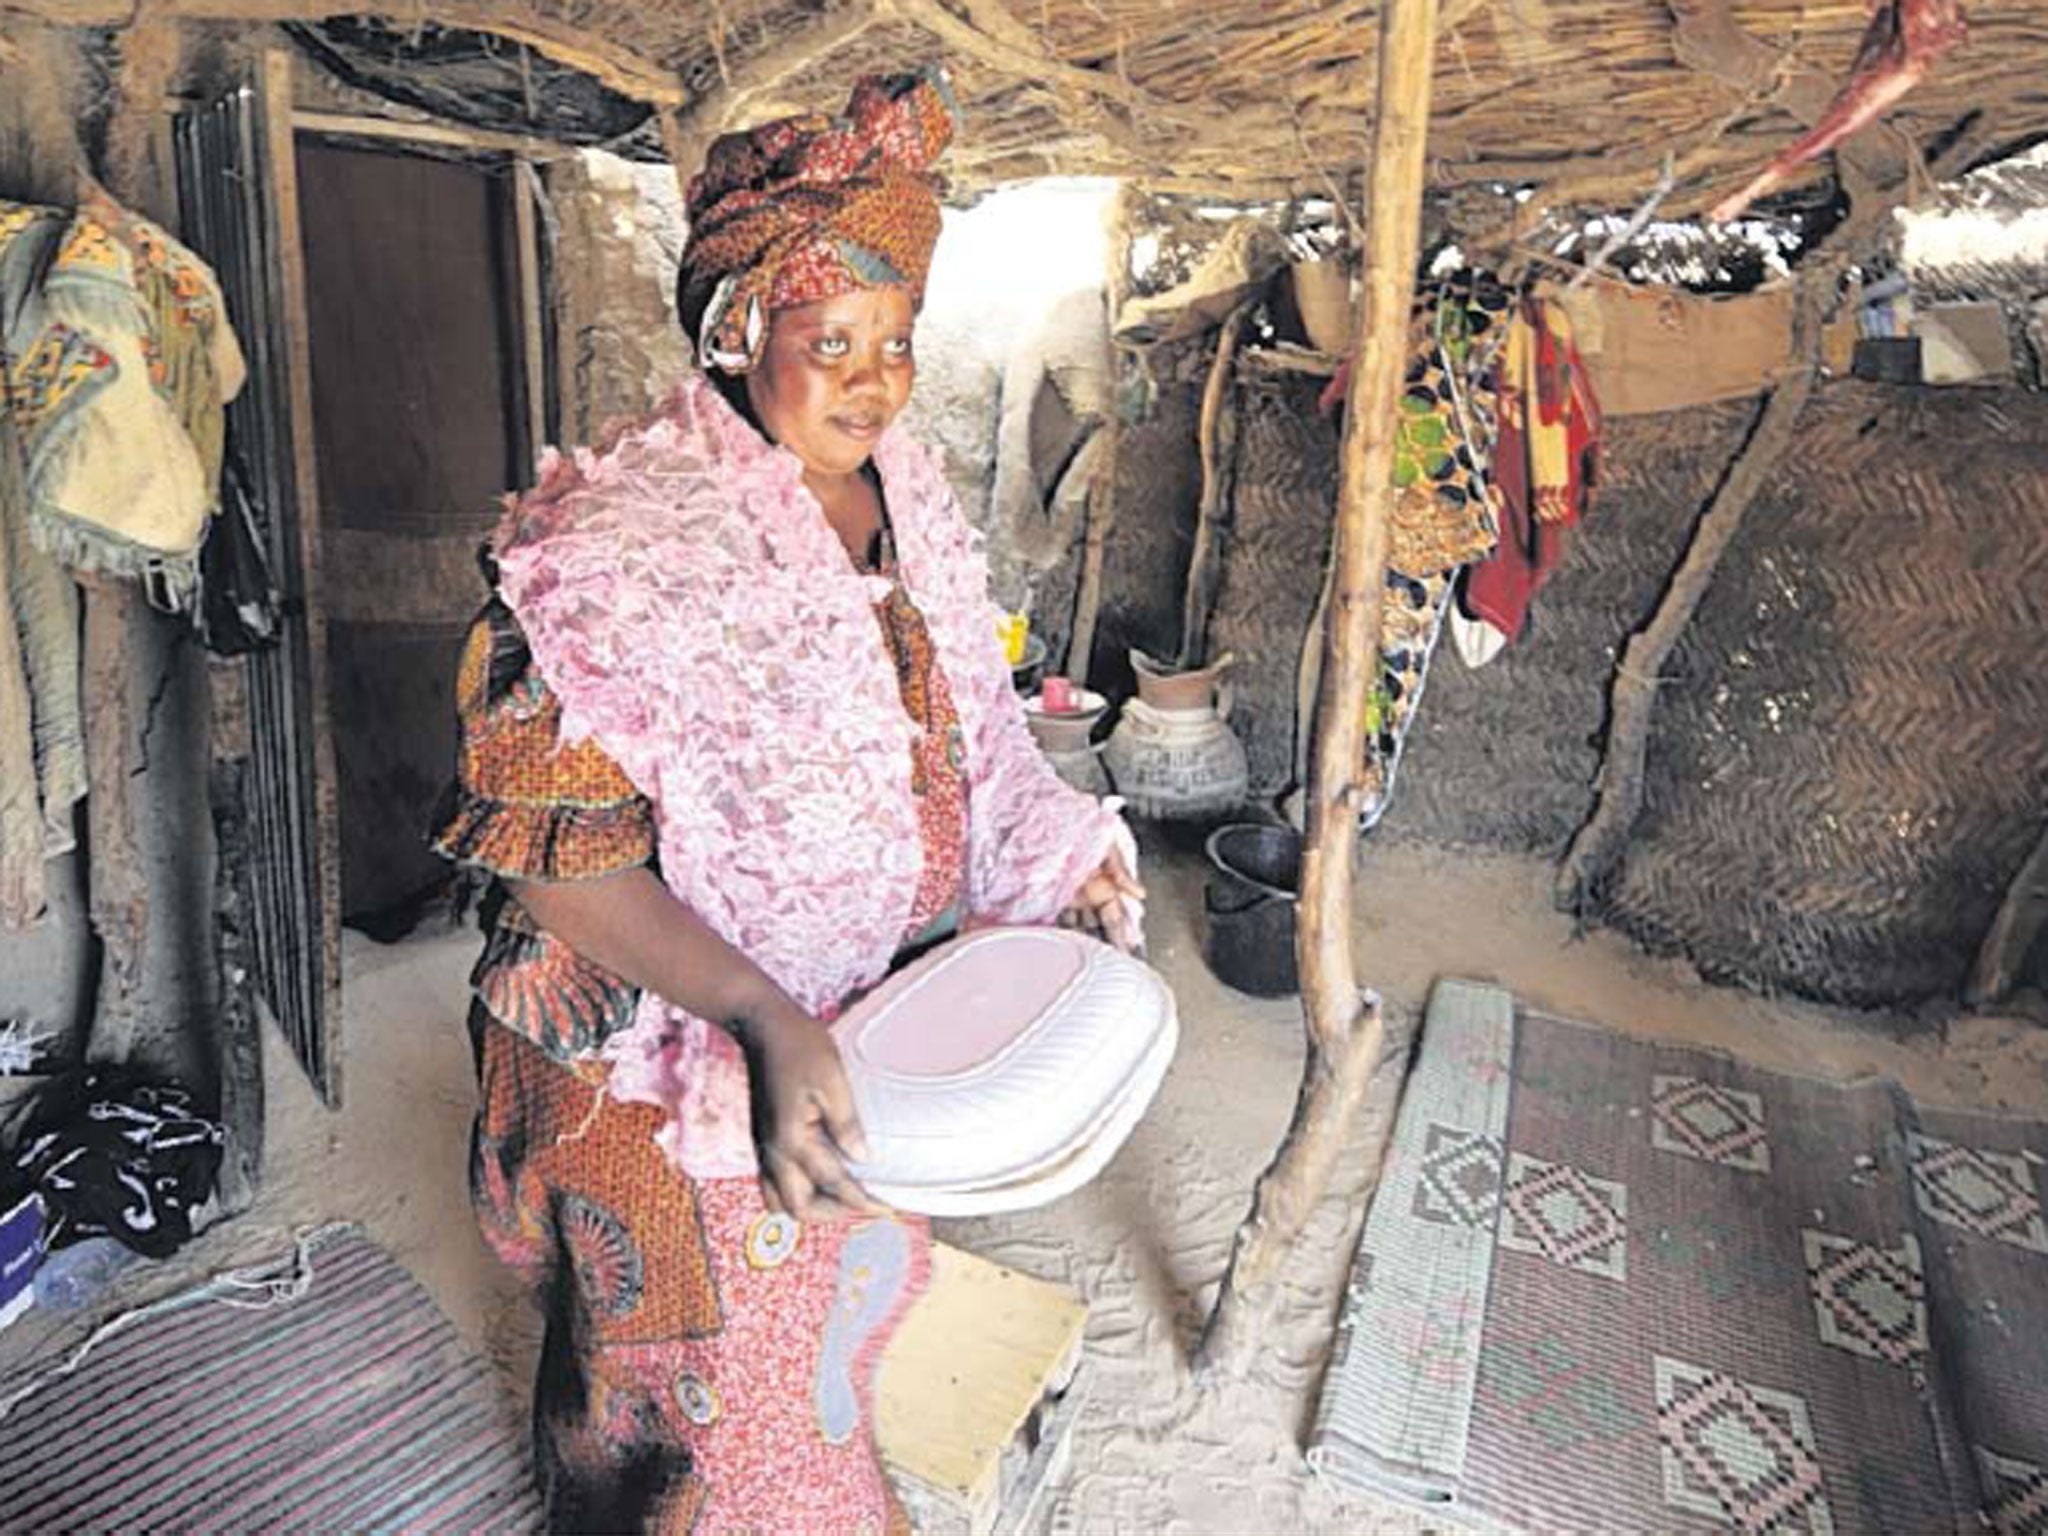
[0,1221,358,1426]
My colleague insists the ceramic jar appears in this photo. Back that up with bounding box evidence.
[1024,689,1113,797]
[1102,650,1250,820]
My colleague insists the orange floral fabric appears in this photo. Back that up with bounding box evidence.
[445,569,956,1531]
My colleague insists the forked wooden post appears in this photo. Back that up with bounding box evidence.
[1196,0,1441,1379]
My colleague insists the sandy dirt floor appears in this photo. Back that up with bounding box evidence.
[5,835,2045,1533]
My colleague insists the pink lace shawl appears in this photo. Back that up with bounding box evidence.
[494,373,1130,1177]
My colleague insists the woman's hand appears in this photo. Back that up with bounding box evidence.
[734,1002,882,1224]
[1059,845,1146,955]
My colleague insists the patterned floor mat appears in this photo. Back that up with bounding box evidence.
[1310,980,2048,1535]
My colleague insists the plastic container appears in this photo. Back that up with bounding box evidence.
[34,1236,141,1312]
[835,928,1179,1215]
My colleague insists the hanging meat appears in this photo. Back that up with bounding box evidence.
[1708,0,1967,223]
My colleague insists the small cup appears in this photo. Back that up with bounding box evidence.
[1041,676,1081,714]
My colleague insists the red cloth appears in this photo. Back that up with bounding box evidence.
[1464,297,1600,643]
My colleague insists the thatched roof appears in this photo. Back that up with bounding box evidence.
[15,0,2048,220]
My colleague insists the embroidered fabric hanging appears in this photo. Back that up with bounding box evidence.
[1460,294,1602,653]
[0,199,245,925]
[0,199,243,611]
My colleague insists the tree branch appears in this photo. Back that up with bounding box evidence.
[1197,0,1442,1383]
[878,0,1197,130]
[1177,298,1256,669]
[1551,126,1986,915]
[0,0,689,104]
[1554,288,1823,915]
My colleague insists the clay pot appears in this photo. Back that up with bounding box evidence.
[1104,651,1249,820]
[1024,689,1112,797]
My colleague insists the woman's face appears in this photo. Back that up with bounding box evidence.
[744,285,917,482]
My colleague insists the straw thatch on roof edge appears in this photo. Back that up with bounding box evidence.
[9,0,2048,224]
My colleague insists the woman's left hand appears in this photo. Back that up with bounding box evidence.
[1060,845,1146,955]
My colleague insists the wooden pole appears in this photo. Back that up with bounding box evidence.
[1966,821,2048,1008]
[1176,297,1254,669]
[1553,312,1819,916]
[82,16,187,1064]
[1552,139,1989,918]
[1196,0,1440,1380]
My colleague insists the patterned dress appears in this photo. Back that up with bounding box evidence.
[432,530,969,1532]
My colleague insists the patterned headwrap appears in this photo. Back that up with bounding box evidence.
[679,69,955,374]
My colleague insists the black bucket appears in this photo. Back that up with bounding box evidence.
[1201,823,1301,998]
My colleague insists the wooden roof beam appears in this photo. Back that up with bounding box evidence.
[0,0,689,107]
[879,0,1201,133]
[658,2,879,199]
[1670,0,1901,189]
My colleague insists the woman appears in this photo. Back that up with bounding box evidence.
[432,70,1141,1533]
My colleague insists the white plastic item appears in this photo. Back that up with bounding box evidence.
[833,927,1179,1216]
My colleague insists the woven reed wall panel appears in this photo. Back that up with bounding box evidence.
[1081,347,1205,698]
[1209,373,1337,796]
[1383,401,1754,851]
[1603,385,2048,1004]
[1124,367,2042,1005]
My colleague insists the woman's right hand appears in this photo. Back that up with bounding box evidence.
[506,868,882,1222]
[736,1003,882,1224]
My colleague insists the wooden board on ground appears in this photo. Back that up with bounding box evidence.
[876,1243,1090,1536]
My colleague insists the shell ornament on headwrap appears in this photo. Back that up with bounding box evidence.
[679,68,956,375]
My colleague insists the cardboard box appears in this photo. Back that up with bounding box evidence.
[1917,301,2013,385]
[0,1192,45,1329]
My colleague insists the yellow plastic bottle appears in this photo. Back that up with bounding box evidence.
[996,611,1030,668]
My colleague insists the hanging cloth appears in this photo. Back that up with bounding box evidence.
[79,188,246,498]
[0,197,245,924]
[1314,271,1513,824]
[0,209,86,925]
[0,200,217,610]
[1462,294,1601,650]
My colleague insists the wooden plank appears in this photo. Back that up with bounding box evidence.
[876,1243,1088,1536]
[511,157,548,467]
[291,108,567,161]
[264,46,346,1106]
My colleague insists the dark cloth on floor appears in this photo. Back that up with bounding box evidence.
[8,1066,225,1257]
